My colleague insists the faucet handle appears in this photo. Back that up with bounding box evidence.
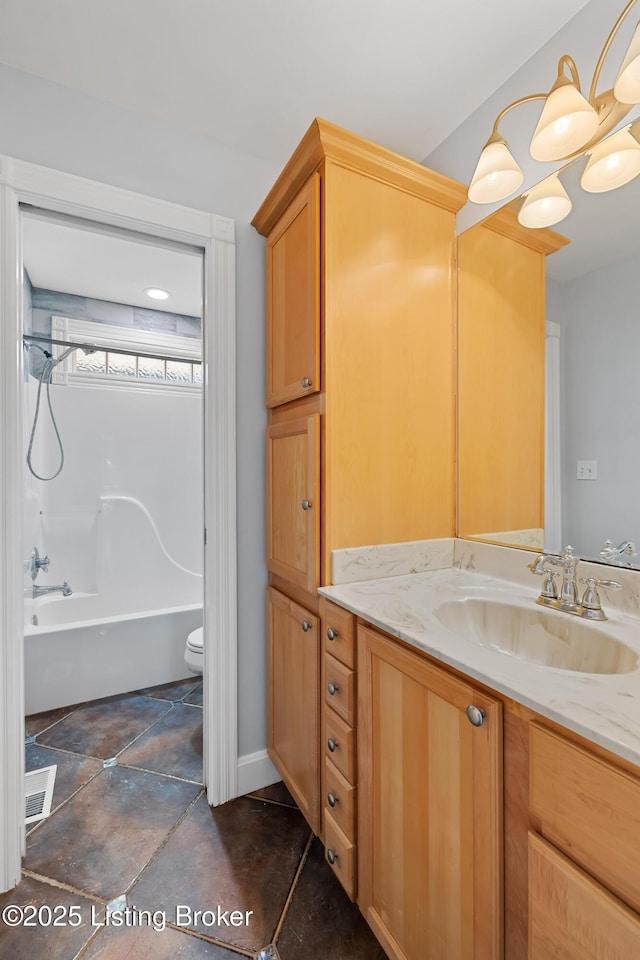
[540,569,559,600]
[579,577,622,611]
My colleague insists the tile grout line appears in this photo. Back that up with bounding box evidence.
[26,701,88,739]
[245,794,298,811]
[124,786,206,897]
[270,830,314,946]
[117,760,203,787]
[21,868,109,905]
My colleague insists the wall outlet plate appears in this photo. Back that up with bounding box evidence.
[577,460,598,480]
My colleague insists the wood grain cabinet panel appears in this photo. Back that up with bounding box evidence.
[357,624,503,960]
[321,598,356,668]
[266,173,320,408]
[530,723,640,913]
[529,831,640,960]
[324,653,355,725]
[266,415,319,593]
[266,587,320,834]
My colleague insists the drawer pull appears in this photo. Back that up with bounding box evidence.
[301,619,312,633]
[326,848,338,865]
[301,377,313,389]
[327,737,338,752]
[466,704,486,727]
[327,791,338,807]
[301,499,312,511]
[326,627,338,641]
[327,681,339,696]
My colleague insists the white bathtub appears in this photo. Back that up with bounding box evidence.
[24,594,202,714]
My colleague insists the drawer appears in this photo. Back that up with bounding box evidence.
[325,709,356,782]
[321,599,355,668]
[324,759,356,839]
[529,831,640,959]
[324,810,356,901]
[530,723,640,913]
[324,653,355,725]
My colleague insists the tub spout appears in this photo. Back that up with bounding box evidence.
[33,581,72,599]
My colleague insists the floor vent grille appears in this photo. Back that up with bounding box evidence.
[25,765,57,824]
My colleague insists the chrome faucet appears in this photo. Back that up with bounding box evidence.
[32,581,72,599]
[529,546,621,620]
[599,539,638,564]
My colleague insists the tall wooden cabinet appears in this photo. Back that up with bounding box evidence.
[254,119,466,848]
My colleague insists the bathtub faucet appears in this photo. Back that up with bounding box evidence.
[32,581,72,599]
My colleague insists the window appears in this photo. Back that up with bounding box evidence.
[50,316,201,391]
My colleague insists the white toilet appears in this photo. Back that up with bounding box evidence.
[184,626,203,675]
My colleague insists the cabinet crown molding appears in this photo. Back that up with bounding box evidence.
[252,117,468,236]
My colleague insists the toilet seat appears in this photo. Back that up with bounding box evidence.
[184,626,203,675]
[186,627,203,653]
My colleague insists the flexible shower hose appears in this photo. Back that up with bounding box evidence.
[26,344,76,481]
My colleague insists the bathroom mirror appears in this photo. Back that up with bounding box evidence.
[457,112,640,569]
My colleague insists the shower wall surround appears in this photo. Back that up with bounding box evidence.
[23,284,202,611]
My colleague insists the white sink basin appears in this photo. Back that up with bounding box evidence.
[434,598,638,674]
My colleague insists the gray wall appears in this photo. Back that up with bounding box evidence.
[1,63,280,757]
[547,256,640,558]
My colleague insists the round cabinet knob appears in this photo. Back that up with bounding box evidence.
[327,737,338,753]
[301,499,312,511]
[327,792,338,807]
[466,704,486,727]
[326,848,338,865]
[326,627,338,641]
[301,377,313,389]
[301,619,312,633]
[327,681,339,696]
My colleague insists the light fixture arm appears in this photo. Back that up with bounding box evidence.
[487,93,547,145]
[589,0,638,103]
[558,54,582,90]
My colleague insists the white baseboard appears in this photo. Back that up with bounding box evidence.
[236,749,280,797]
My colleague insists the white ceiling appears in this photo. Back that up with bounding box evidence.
[22,214,203,316]
[0,0,593,167]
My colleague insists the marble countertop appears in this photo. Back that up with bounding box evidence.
[320,564,640,768]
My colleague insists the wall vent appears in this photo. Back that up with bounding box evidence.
[25,765,57,824]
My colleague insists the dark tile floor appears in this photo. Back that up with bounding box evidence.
[2,678,386,959]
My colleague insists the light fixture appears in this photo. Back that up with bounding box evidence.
[529,66,599,161]
[615,21,640,103]
[580,124,640,192]
[517,175,572,229]
[468,135,524,204]
[145,288,170,300]
[467,0,640,223]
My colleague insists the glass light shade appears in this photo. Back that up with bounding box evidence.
[614,22,640,104]
[530,82,599,161]
[467,140,524,204]
[518,176,572,229]
[581,128,640,193]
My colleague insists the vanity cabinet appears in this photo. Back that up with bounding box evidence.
[321,598,358,899]
[266,587,320,833]
[527,722,640,958]
[357,622,503,960]
[254,118,466,835]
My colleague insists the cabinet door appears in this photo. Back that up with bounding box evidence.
[529,832,640,959]
[358,624,503,960]
[266,414,319,592]
[267,587,320,833]
[266,173,320,407]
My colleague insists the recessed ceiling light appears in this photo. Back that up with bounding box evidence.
[145,287,170,300]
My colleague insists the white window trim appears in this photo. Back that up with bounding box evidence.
[0,155,240,893]
[48,315,201,392]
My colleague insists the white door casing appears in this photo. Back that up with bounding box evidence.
[0,155,238,892]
